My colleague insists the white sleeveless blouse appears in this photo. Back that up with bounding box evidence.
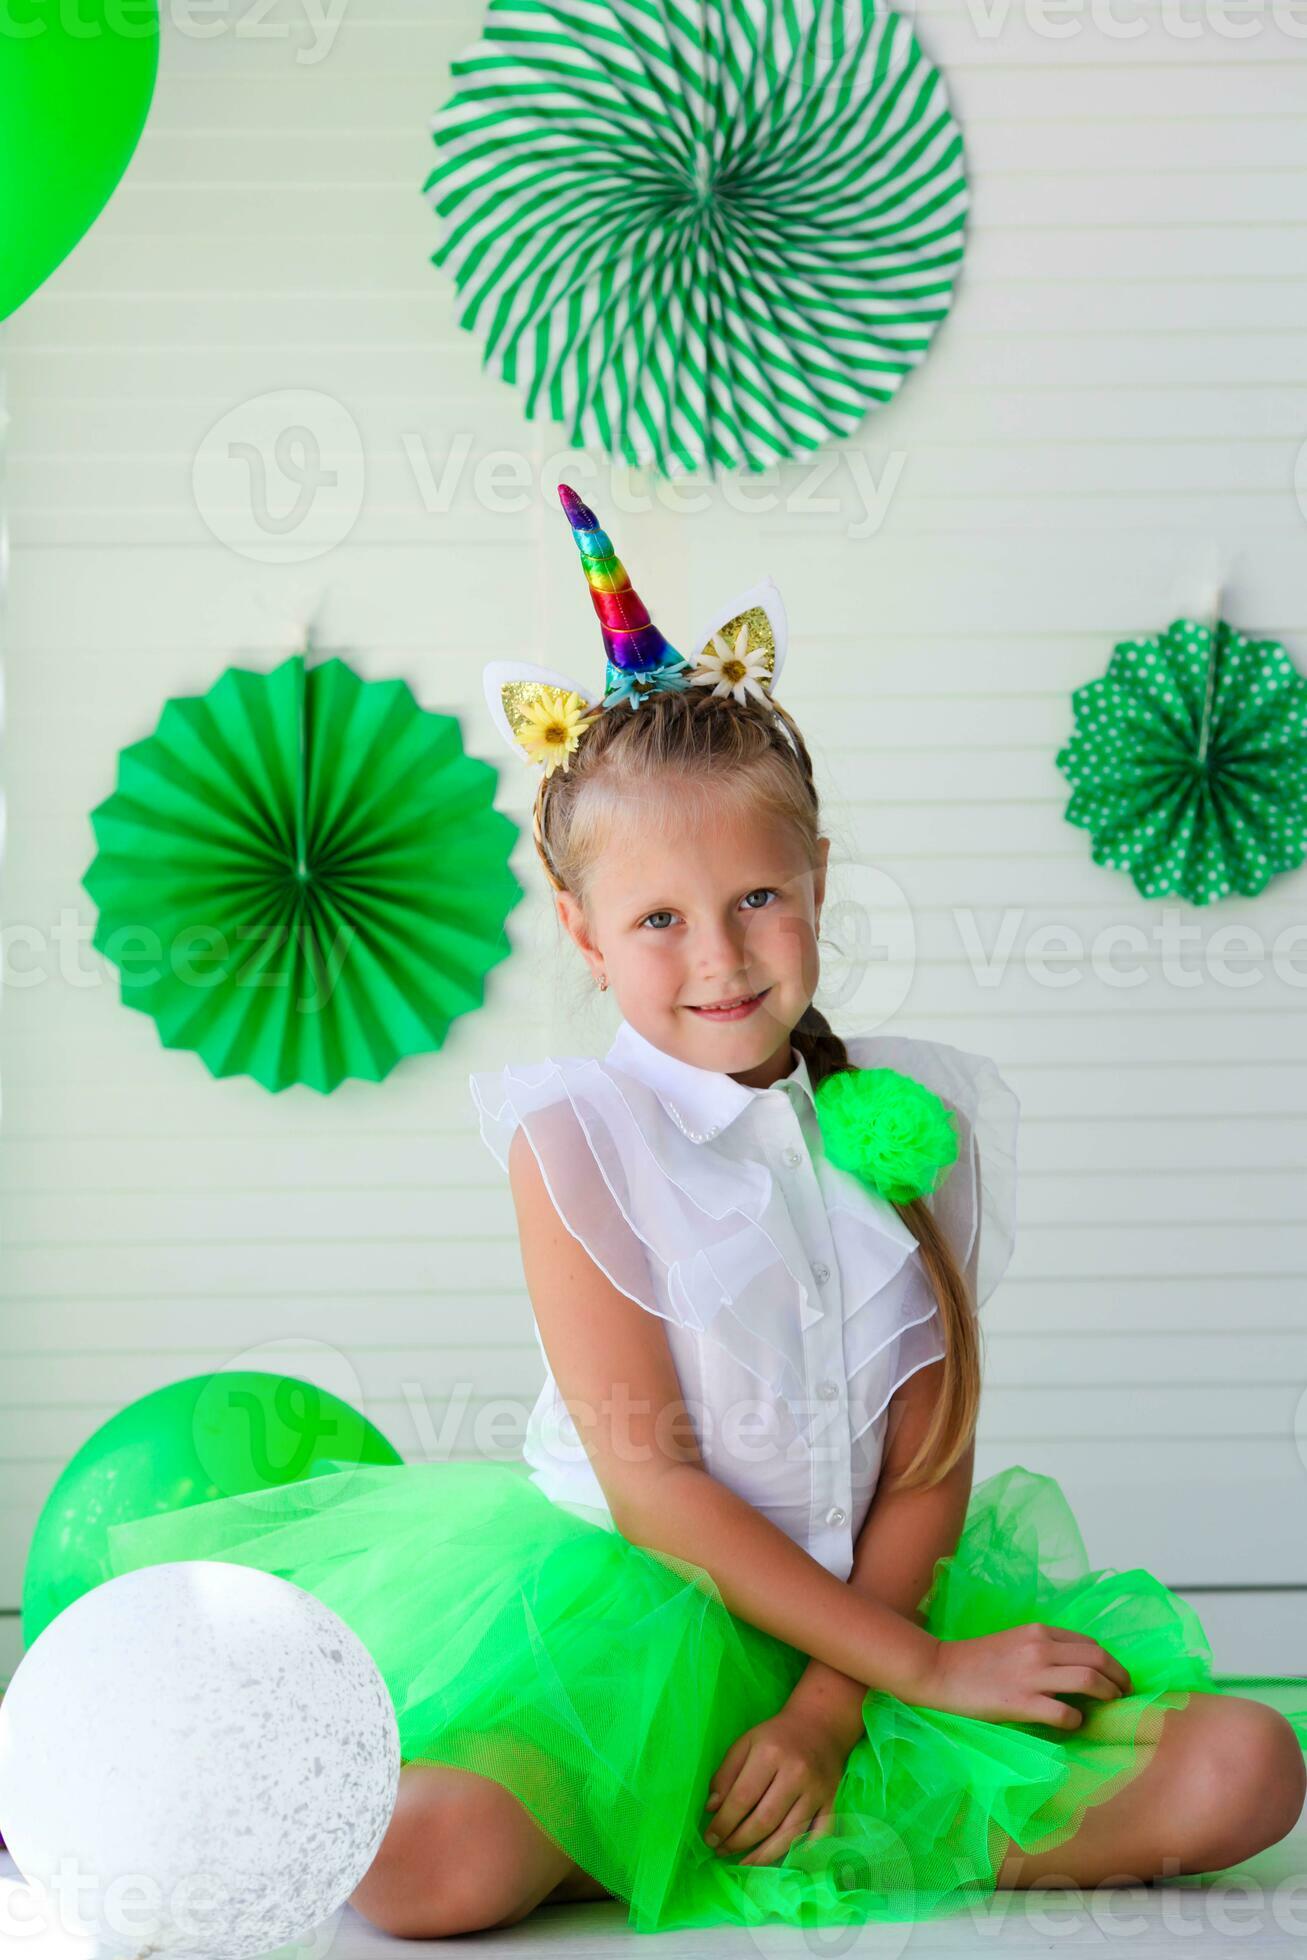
[468,1017,1019,1582]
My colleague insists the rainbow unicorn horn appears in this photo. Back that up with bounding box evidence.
[558,484,683,687]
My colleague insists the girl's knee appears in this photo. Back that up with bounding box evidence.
[1187,1697,1307,1866]
[349,1764,550,1939]
[1242,1704,1307,1838]
[352,1830,537,1940]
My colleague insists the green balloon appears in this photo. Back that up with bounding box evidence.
[0,0,159,321]
[21,1371,404,1646]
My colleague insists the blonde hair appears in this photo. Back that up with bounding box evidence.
[530,686,980,1493]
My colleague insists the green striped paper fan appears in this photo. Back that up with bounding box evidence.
[83,652,523,1093]
[1056,616,1307,906]
[423,0,968,476]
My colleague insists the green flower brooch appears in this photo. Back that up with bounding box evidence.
[813,1067,960,1204]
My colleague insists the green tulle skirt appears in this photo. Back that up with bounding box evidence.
[102,1459,1305,1934]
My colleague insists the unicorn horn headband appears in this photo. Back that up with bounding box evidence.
[558,482,678,681]
[482,483,790,779]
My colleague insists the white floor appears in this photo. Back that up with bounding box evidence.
[10,1834,1307,1960]
[4,1687,1305,1959]
[5,1817,1307,1960]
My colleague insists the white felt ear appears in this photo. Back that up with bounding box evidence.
[689,579,788,695]
[482,661,602,764]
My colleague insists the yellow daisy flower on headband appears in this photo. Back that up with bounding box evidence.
[483,489,790,789]
[518,691,600,776]
[689,621,771,706]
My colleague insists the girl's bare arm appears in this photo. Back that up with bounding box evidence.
[507,1126,940,1702]
[780,1360,976,1747]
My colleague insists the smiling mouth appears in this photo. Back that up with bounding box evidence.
[688,988,770,1010]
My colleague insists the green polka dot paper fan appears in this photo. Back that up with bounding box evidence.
[83,653,524,1092]
[1056,616,1307,906]
[423,0,968,476]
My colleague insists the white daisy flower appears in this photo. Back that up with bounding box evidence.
[688,621,771,706]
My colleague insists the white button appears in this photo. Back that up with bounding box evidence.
[813,1261,831,1283]
[816,1380,838,1400]
[825,1506,847,1527]
[782,1147,802,1168]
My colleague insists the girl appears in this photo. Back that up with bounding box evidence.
[106,486,1307,1942]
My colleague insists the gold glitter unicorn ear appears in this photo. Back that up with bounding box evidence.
[482,661,603,779]
[686,580,789,706]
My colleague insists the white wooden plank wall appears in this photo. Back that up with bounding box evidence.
[2,0,1306,1684]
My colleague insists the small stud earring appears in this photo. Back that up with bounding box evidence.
[597,972,608,992]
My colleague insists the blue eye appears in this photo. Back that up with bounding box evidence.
[638,889,778,930]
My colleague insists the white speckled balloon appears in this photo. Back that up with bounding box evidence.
[0,1561,401,1958]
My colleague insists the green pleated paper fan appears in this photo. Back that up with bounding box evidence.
[84,653,524,1092]
[423,0,968,476]
[1056,616,1307,906]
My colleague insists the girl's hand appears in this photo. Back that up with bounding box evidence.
[914,1622,1133,1727]
[701,1707,849,1866]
